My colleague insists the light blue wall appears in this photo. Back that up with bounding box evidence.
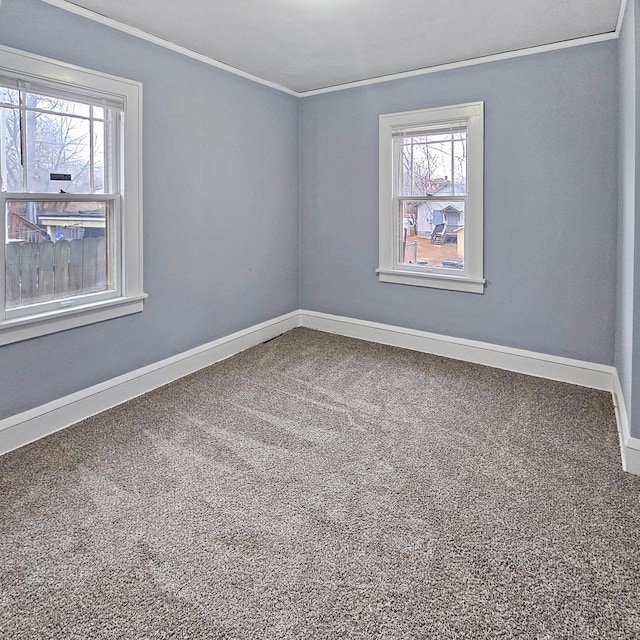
[0,0,300,419]
[300,43,618,364]
[617,0,640,440]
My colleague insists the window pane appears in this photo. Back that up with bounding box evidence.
[453,138,467,195]
[25,92,91,118]
[398,200,465,269]
[1,106,23,191]
[399,131,468,197]
[423,141,451,195]
[93,119,104,193]
[25,111,92,192]
[6,199,112,309]
[425,133,452,143]
[0,86,18,106]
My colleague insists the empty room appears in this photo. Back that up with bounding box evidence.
[1,0,640,637]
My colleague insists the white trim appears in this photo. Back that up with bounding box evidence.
[39,0,298,97]
[379,102,484,293]
[0,43,142,102]
[376,269,485,293]
[612,369,640,475]
[40,0,618,97]
[0,311,300,456]
[299,310,614,390]
[617,0,629,35]
[0,294,147,346]
[2,308,636,476]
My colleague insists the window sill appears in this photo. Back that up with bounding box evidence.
[0,294,148,346]
[376,268,485,293]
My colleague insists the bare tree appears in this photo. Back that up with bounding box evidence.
[401,133,466,196]
[1,92,102,194]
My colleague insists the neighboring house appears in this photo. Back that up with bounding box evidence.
[38,206,105,241]
[403,177,466,240]
[415,203,463,240]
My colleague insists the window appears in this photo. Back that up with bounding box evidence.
[378,102,484,293]
[0,45,144,345]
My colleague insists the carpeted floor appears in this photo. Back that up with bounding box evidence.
[2,328,640,639]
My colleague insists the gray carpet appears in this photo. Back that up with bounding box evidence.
[2,328,640,639]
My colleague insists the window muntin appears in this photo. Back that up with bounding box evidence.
[0,44,144,345]
[378,102,484,293]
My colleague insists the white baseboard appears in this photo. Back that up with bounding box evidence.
[612,370,640,475]
[2,307,636,476]
[299,310,614,390]
[0,311,300,456]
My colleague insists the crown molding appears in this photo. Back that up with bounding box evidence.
[39,0,299,96]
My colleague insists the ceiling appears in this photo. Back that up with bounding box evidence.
[46,0,622,94]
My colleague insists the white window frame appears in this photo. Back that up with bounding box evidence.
[377,102,485,293]
[0,44,145,346]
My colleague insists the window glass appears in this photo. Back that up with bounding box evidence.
[398,200,465,268]
[93,119,105,194]
[397,128,467,272]
[399,130,467,197]
[0,88,108,194]
[453,138,467,195]
[25,92,91,118]
[5,199,111,309]
[26,111,92,192]
[0,105,22,192]
[0,86,18,105]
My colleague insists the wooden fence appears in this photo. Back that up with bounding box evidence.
[6,237,108,307]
